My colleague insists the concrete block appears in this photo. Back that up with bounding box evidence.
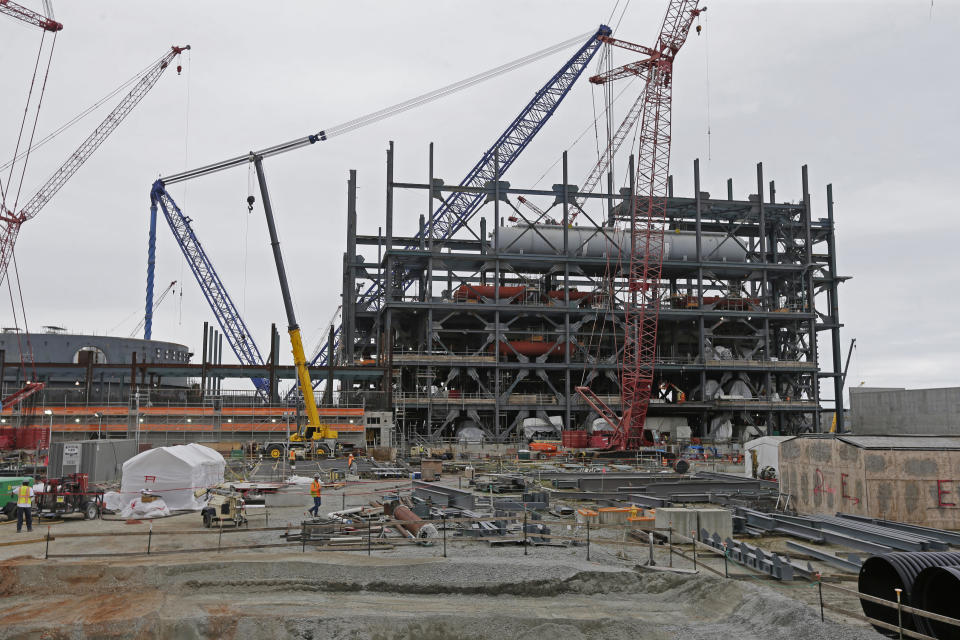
[654,507,733,541]
[654,508,699,538]
[598,507,633,524]
[695,508,733,540]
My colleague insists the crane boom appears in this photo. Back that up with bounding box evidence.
[0,0,62,31]
[513,41,654,225]
[577,1,703,450]
[144,29,607,401]
[157,30,595,187]
[0,45,188,290]
[292,25,612,401]
[253,156,332,442]
[150,182,270,394]
[414,26,611,245]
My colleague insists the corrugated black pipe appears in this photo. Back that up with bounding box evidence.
[913,565,960,640]
[858,552,960,635]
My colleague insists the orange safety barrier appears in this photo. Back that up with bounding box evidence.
[141,407,215,416]
[220,407,296,416]
[2,406,129,416]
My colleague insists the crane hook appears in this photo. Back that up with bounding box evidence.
[696,24,702,36]
[247,195,255,213]
[177,64,183,75]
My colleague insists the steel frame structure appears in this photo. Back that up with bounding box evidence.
[141,28,612,404]
[303,24,613,390]
[338,146,846,443]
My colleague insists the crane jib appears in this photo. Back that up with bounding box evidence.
[296,24,612,395]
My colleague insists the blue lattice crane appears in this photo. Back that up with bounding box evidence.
[146,26,611,399]
[299,24,613,399]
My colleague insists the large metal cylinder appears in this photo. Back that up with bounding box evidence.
[913,565,960,639]
[858,552,960,634]
[496,226,746,262]
[393,505,439,540]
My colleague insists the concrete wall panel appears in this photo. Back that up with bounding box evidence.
[781,436,960,528]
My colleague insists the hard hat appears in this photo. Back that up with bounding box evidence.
[314,474,320,479]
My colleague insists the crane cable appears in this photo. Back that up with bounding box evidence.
[0,51,167,174]
[178,49,193,328]
[7,252,38,383]
[2,28,57,387]
[703,10,712,161]
[529,75,638,190]
[160,29,599,185]
[319,30,596,141]
[2,30,55,212]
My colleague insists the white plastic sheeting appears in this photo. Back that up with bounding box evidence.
[120,444,224,511]
[455,426,486,443]
[119,496,171,519]
[522,415,562,439]
[102,490,125,512]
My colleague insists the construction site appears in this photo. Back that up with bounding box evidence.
[1,1,959,639]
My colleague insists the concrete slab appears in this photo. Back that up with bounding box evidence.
[654,507,733,541]
[654,508,699,539]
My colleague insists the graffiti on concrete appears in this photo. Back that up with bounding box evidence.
[936,479,957,508]
[813,469,835,496]
[840,472,861,505]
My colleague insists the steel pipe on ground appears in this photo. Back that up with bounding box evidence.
[393,505,439,542]
[913,565,960,640]
[858,552,960,635]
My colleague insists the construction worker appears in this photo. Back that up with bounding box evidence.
[288,447,297,473]
[10,481,33,533]
[347,453,355,472]
[308,474,322,517]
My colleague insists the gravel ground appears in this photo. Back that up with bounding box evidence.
[0,475,886,639]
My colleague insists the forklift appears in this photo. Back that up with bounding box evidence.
[35,473,103,520]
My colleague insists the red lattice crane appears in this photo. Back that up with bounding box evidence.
[576,0,704,450]
[0,45,188,410]
[0,0,62,32]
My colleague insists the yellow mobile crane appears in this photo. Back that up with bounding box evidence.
[251,155,338,457]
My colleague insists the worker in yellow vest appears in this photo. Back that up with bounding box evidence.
[308,474,322,518]
[288,447,297,473]
[10,481,34,533]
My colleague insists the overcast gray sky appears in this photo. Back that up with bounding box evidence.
[1,1,956,404]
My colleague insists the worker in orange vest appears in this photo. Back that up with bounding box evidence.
[347,453,355,472]
[308,474,322,517]
[10,481,34,533]
[288,447,297,473]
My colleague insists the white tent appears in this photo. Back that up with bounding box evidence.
[120,443,225,511]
